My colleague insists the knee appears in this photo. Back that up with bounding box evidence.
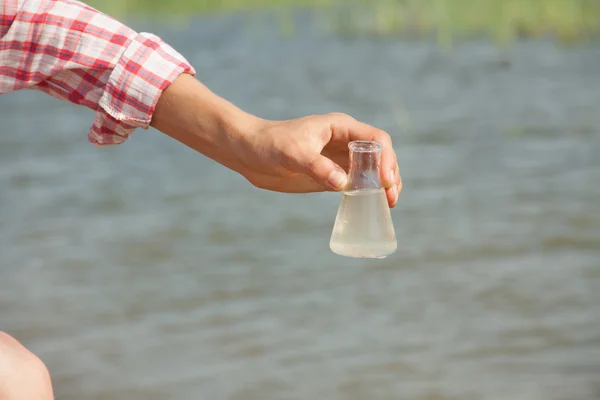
[0,331,54,400]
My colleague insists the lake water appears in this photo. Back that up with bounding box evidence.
[1,11,599,400]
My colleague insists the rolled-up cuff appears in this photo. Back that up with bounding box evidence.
[89,32,195,146]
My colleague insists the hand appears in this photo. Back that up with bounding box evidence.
[151,74,402,208]
[235,113,401,208]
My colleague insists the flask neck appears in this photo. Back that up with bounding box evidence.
[346,141,382,191]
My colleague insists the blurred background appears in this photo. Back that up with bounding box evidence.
[1,0,599,399]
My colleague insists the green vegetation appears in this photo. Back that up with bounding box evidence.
[86,0,335,16]
[86,0,600,45]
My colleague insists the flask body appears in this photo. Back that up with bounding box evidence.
[329,141,397,259]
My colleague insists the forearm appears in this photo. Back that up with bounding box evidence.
[150,73,264,173]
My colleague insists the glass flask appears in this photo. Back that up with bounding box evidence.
[329,140,397,259]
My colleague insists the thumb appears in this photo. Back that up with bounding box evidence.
[304,154,348,191]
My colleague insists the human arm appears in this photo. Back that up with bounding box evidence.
[151,74,402,207]
[0,332,54,400]
[1,0,401,206]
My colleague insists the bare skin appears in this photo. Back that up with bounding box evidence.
[0,332,54,400]
[1,73,403,398]
[150,73,402,207]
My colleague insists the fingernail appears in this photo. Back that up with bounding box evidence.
[388,170,395,187]
[327,170,347,189]
[391,185,397,201]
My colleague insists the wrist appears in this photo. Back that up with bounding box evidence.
[192,84,267,174]
[210,95,264,152]
[152,73,266,173]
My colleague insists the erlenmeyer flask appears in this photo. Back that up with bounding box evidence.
[329,140,397,259]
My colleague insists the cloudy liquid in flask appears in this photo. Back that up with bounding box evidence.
[329,141,397,259]
[330,188,396,258]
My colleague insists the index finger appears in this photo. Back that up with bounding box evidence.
[343,118,397,189]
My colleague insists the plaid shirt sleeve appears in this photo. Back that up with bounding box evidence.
[0,0,196,146]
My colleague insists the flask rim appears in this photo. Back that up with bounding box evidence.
[348,140,382,153]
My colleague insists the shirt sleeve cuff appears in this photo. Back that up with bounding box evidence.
[89,32,196,146]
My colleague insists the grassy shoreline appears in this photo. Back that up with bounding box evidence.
[86,0,600,45]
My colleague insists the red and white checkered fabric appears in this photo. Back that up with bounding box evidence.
[1,0,196,145]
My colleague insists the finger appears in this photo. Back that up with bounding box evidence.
[246,172,327,193]
[387,162,402,208]
[386,185,398,208]
[333,117,397,189]
[381,146,397,189]
[303,154,348,191]
[383,160,401,208]
[395,163,402,195]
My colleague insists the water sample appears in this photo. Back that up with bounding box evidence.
[330,141,397,259]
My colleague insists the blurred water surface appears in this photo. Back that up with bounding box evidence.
[1,12,599,400]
